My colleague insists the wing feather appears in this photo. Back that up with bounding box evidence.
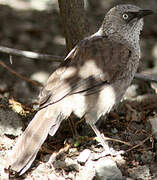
[39,36,131,108]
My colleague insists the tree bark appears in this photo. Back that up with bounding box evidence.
[58,0,89,52]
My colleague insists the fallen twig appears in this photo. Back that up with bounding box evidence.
[0,46,64,62]
[0,60,42,87]
[135,73,157,83]
[101,133,132,146]
[126,134,152,152]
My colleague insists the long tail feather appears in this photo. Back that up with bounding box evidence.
[7,107,62,175]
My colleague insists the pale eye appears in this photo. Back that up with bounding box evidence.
[122,13,129,20]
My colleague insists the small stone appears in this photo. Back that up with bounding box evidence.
[53,160,66,169]
[75,159,95,180]
[65,157,79,172]
[91,152,103,161]
[77,149,91,165]
[95,157,123,180]
[65,157,75,165]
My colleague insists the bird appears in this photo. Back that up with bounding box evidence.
[7,4,153,176]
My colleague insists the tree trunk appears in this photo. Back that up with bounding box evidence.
[58,0,89,52]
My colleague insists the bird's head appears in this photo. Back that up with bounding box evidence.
[102,4,153,43]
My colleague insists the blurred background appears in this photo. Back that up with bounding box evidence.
[0,0,156,103]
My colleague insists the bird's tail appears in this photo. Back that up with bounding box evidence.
[7,106,63,176]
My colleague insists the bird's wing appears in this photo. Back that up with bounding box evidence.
[39,36,131,108]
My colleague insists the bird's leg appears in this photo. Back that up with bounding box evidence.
[89,123,123,156]
[89,123,110,151]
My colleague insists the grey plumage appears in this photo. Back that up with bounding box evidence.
[7,4,153,176]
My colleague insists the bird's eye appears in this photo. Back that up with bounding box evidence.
[122,13,129,20]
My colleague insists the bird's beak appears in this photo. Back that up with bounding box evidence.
[137,9,153,19]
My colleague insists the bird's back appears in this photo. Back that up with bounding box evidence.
[39,35,139,110]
